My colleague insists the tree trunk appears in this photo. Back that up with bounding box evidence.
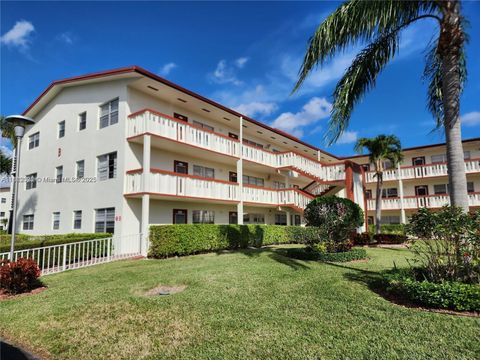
[375,174,383,235]
[439,1,469,212]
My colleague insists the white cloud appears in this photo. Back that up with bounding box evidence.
[0,20,34,49]
[336,131,358,145]
[159,62,177,76]
[57,32,73,45]
[235,102,278,117]
[461,111,480,127]
[235,57,249,68]
[209,59,243,86]
[271,97,332,138]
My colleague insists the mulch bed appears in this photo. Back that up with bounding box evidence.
[0,287,47,301]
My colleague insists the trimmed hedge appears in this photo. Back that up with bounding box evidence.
[385,270,480,312]
[149,224,322,258]
[285,247,367,262]
[0,233,112,253]
[369,224,406,235]
[352,232,372,245]
[373,234,408,244]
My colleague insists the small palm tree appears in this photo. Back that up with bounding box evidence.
[294,0,469,212]
[0,149,12,175]
[355,135,403,234]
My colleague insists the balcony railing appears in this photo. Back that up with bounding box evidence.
[367,193,480,210]
[128,109,345,182]
[365,159,480,183]
[125,169,314,211]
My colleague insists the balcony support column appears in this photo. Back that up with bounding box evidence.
[286,210,291,226]
[397,163,406,224]
[141,134,151,256]
[237,116,244,225]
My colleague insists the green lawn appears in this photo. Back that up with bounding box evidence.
[0,246,478,359]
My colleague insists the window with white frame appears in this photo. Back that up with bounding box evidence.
[99,98,119,129]
[467,182,475,193]
[192,120,214,132]
[58,120,65,138]
[273,181,286,189]
[95,208,115,233]
[28,132,40,149]
[193,165,215,179]
[97,152,117,181]
[192,210,215,224]
[1,198,6,203]
[433,184,448,195]
[381,188,398,198]
[26,173,37,190]
[79,112,87,131]
[76,160,85,179]
[73,210,82,229]
[52,212,60,230]
[381,215,401,224]
[244,213,265,224]
[23,214,34,230]
[243,138,264,148]
[431,154,447,164]
[275,213,287,225]
[243,175,264,187]
[56,166,63,183]
[464,151,471,160]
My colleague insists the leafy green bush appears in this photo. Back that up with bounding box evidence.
[373,233,408,244]
[368,224,405,235]
[148,225,322,258]
[0,233,112,253]
[303,196,363,250]
[385,269,480,312]
[285,247,367,262]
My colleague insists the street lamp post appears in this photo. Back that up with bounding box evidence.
[5,115,35,261]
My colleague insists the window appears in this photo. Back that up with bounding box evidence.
[193,165,215,179]
[26,173,37,190]
[56,166,63,183]
[361,164,371,172]
[173,113,188,122]
[415,185,429,196]
[431,154,447,164]
[365,189,372,199]
[73,210,82,229]
[412,157,425,166]
[99,98,119,128]
[244,213,265,224]
[273,181,286,189]
[173,209,187,224]
[434,184,448,195]
[292,214,301,226]
[1,198,5,203]
[174,160,188,174]
[192,210,215,224]
[275,213,287,225]
[229,172,237,182]
[193,120,214,132]
[23,214,34,230]
[464,151,471,160]
[0,212,5,217]
[97,152,117,180]
[382,160,393,169]
[381,216,400,224]
[467,182,475,193]
[95,208,115,233]
[52,212,60,230]
[58,121,65,138]
[28,132,40,149]
[76,160,85,179]
[367,216,374,225]
[243,175,264,187]
[228,132,239,140]
[78,112,87,131]
[243,139,263,148]
[381,188,398,198]
[229,212,238,224]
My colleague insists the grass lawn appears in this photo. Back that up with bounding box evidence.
[0,246,478,359]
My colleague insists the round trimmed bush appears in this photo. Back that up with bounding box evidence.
[384,269,480,312]
[285,247,367,262]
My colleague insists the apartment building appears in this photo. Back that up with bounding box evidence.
[0,186,11,231]
[13,66,364,254]
[348,139,480,225]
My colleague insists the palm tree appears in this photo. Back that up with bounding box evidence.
[355,135,403,234]
[0,149,12,175]
[294,0,469,212]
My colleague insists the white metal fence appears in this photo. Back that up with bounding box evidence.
[0,234,142,275]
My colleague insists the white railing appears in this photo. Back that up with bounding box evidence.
[365,159,480,183]
[128,110,346,182]
[367,193,480,210]
[126,172,313,210]
[0,234,142,275]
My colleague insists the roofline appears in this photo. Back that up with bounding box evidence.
[343,137,480,159]
[22,65,341,160]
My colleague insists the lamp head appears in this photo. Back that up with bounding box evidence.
[4,115,35,138]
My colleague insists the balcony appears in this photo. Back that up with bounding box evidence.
[124,169,314,212]
[367,193,480,210]
[365,159,480,183]
[127,109,345,182]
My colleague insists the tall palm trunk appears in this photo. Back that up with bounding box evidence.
[439,1,469,212]
[375,174,383,235]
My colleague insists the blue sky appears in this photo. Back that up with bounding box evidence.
[1,1,479,157]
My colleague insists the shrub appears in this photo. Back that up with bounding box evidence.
[368,224,405,235]
[352,232,372,245]
[148,224,322,258]
[303,196,363,250]
[384,269,480,312]
[285,247,367,262]
[0,258,42,294]
[373,233,408,244]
